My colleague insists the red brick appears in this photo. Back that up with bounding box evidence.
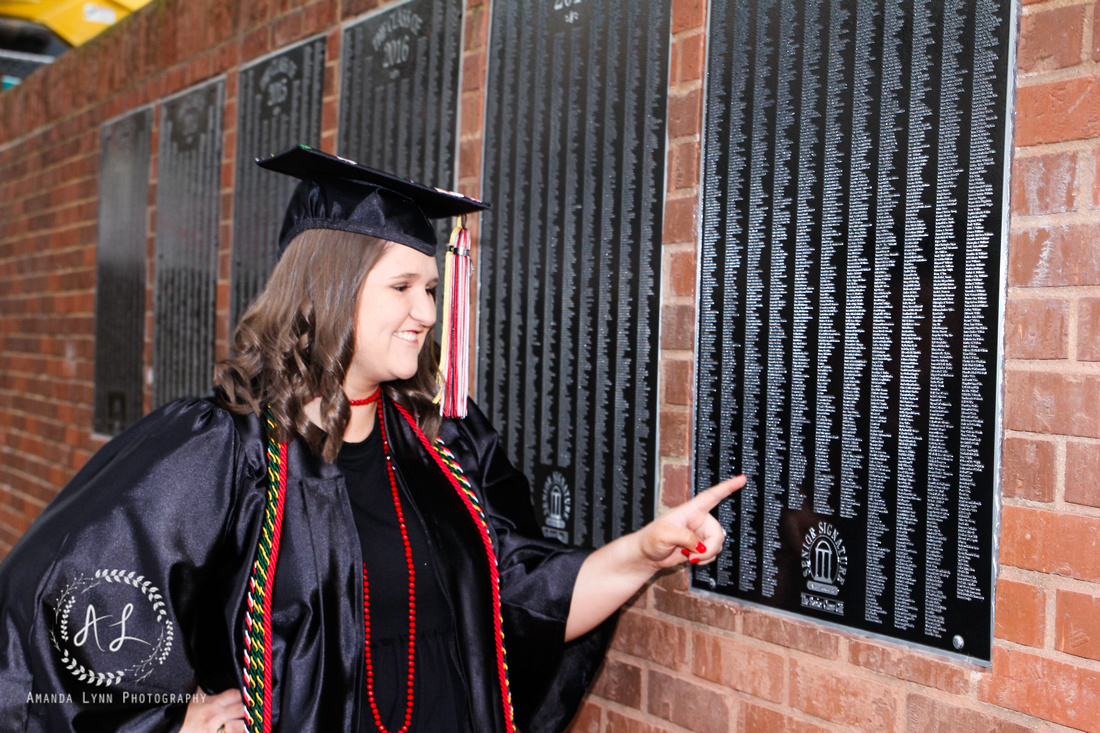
[1017,5,1084,74]
[565,701,602,733]
[1055,588,1100,662]
[667,88,702,140]
[590,657,642,708]
[742,609,840,659]
[789,658,899,731]
[742,703,831,733]
[663,359,692,406]
[668,248,695,297]
[647,669,731,733]
[605,710,676,733]
[671,0,705,35]
[692,629,786,703]
[1065,440,1100,507]
[1011,152,1076,216]
[994,577,1046,648]
[1004,298,1068,360]
[1008,224,1100,287]
[660,191,695,242]
[848,640,969,694]
[1000,505,1100,582]
[1015,77,1100,146]
[906,694,1033,733]
[1094,3,1100,62]
[659,462,690,510]
[659,409,690,459]
[660,304,694,351]
[979,645,1100,729]
[609,610,689,670]
[1078,297,1100,361]
[1007,369,1100,438]
[668,141,700,191]
[340,0,380,20]
[1000,436,1056,502]
[677,33,705,84]
[652,584,740,631]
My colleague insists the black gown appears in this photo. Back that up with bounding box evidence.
[0,394,613,732]
[336,425,471,732]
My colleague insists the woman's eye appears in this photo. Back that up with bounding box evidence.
[394,284,409,292]
[427,287,437,298]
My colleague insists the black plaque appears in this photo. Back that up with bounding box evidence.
[693,0,1013,662]
[153,81,224,407]
[94,108,152,435]
[231,39,326,332]
[339,0,464,253]
[479,0,669,547]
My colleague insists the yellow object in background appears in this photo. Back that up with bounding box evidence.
[0,0,152,47]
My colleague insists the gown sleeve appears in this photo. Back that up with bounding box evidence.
[451,401,616,733]
[0,397,261,733]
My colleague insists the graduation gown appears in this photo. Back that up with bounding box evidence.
[0,395,612,732]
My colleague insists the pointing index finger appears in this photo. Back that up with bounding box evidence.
[689,475,746,512]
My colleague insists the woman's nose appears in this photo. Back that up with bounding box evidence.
[412,288,437,326]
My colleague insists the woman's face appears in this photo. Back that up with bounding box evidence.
[345,242,438,394]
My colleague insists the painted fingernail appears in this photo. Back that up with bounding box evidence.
[690,557,700,564]
[696,542,707,554]
[681,548,691,557]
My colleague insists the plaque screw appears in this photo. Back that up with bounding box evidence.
[952,635,964,650]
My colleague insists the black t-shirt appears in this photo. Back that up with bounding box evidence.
[337,424,471,732]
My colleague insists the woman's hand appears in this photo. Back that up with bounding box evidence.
[635,476,745,569]
[180,688,246,733]
[565,475,745,641]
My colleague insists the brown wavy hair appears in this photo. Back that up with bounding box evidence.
[214,229,443,462]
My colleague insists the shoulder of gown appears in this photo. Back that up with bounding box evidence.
[0,395,268,732]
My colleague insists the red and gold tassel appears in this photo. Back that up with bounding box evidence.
[437,220,472,418]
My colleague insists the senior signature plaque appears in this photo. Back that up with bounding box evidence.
[692,0,1014,662]
[153,81,224,408]
[478,0,669,547]
[95,108,152,434]
[231,38,326,333]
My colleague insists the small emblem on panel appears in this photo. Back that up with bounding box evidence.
[542,471,572,531]
[801,520,848,598]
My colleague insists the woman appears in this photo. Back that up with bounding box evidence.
[0,146,743,733]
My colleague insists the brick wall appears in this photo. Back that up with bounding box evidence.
[1,0,1098,730]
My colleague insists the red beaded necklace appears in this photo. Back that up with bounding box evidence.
[351,388,416,733]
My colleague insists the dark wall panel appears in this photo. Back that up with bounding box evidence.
[231,38,326,332]
[479,0,669,547]
[94,108,152,435]
[693,0,1014,662]
[153,81,224,408]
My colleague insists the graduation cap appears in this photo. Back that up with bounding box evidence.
[256,144,487,257]
[256,144,487,417]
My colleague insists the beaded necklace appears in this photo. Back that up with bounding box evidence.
[241,396,516,733]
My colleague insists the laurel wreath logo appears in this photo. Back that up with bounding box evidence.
[49,569,174,686]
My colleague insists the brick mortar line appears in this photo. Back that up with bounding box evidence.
[1009,208,1100,226]
[1004,428,1100,444]
[1013,139,1100,156]
[993,635,1100,675]
[1004,359,1100,372]
[586,693,737,733]
[1007,285,1100,297]
[1002,491,1100,516]
[1015,60,1100,87]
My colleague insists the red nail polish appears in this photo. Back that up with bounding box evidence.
[680,548,691,557]
[690,557,700,564]
[696,542,707,554]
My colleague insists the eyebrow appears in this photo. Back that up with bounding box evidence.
[389,273,439,284]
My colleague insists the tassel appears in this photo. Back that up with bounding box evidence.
[437,220,471,418]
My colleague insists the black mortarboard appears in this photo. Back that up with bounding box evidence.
[256,144,488,257]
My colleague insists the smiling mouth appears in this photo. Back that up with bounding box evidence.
[394,331,419,343]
